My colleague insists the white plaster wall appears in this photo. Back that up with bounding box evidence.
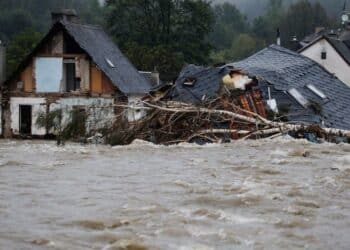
[127,96,147,122]
[301,39,350,87]
[10,97,46,135]
[49,97,115,134]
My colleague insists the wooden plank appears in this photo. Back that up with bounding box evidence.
[79,58,90,91]
[20,61,34,92]
[90,64,102,94]
[102,73,115,94]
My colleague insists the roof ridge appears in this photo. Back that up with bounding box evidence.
[60,20,102,30]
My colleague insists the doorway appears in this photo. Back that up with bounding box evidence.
[19,105,32,135]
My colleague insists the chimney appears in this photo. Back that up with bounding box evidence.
[315,27,325,34]
[0,41,6,85]
[276,28,281,46]
[51,9,79,24]
[288,36,301,51]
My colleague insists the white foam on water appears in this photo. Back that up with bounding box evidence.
[179,245,214,250]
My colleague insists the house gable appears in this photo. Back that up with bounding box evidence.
[6,23,117,96]
[300,38,350,86]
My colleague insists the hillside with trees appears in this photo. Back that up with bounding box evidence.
[213,0,346,19]
[0,0,345,79]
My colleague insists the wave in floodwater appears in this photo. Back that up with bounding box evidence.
[0,139,350,249]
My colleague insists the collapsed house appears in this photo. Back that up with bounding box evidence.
[155,45,350,131]
[0,10,152,138]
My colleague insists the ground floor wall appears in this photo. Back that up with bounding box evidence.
[2,95,148,138]
[3,96,117,138]
[10,97,46,136]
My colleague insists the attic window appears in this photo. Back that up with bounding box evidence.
[106,58,115,68]
[321,51,327,60]
[288,88,309,108]
[306,84,327,99]
[183,77,196,86]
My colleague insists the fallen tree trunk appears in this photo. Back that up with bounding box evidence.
[140,101,350,142]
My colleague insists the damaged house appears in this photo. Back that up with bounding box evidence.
[0,10,152,138]
[158,45,350,131]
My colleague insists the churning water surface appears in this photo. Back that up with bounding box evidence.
[0,139,349,250]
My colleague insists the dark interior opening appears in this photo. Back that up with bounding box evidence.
[19,105,32,135]
[63,32,85,54]
[65,62,80,91]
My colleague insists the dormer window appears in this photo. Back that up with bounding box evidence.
[288,88,309,108]
[106,58,115,68]
[306,84,327,99]
[183,77,196,86]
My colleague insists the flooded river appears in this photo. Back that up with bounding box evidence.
[0,139,349,250]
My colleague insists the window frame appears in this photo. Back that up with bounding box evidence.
[287,88,309,108]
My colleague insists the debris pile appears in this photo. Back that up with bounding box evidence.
[105,94,350,145]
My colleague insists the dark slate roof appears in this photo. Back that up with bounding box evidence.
[61,21,152,94]
[171,45,350,130]
[231,45,350,130]
[326,37,350,65]
[300,28,339,46]
[168,65,226,105]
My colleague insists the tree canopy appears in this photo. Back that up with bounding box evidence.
[105,0,214,80]
[0,0,344,79]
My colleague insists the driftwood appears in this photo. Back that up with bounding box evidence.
[103,100,350,145]
[137,101,350,143]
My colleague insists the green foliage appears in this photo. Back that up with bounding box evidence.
[36,108,87,145]
[210,0,335,63]
[6,29,42,76]
[0,0,104,42]
[0,9,34,41]
[211,33,262,63]
[0,0,343,82]
[280,0,332,45]
[105,0,214,80]
[209,3,249,50]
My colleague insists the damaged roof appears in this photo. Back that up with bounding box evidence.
[169,65,224,104]
[233,45,350,129]
[5,20,152,95]
[171,45,350,130]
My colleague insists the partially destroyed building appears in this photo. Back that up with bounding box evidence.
[159,45,350,130]
[0,10,152,138]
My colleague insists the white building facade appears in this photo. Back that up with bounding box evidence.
[300,37,350,87]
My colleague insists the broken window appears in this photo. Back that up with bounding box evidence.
[63,59,80,92]
[288,88,309,108]
[306,84,327,99]
[35,57,63,92]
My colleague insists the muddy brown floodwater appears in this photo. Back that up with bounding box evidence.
[0,139,350,250]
